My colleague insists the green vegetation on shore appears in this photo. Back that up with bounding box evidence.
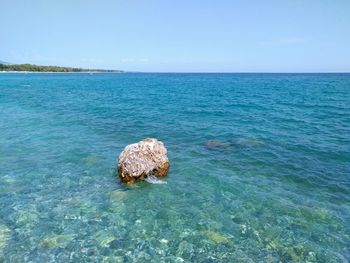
[0,63,123,73]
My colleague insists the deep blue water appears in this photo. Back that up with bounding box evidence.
[0,73,349,262]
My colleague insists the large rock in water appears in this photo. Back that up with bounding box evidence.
[118,138,170,183]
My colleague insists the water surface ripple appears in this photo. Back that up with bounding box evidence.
[0,73,349,262]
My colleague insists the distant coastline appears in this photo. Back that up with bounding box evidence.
[0,71,124,74]
[0,63,123,73]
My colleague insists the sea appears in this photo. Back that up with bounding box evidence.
[0,73,349,262]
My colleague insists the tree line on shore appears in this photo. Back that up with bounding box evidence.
[0,63,122,72]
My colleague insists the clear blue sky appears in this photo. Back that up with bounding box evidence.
[1,0,349,72]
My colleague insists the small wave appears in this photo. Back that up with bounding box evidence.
[145,174,167,184]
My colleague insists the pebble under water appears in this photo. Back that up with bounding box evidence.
[0,73,349,262]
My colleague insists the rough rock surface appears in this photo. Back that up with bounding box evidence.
[118,138,170,183]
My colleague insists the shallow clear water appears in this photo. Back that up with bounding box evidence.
[0,73,349,262]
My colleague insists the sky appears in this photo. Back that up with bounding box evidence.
[1,0,349,72]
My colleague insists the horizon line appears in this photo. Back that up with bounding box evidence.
[128,71,350,74]
[1,71,350,74]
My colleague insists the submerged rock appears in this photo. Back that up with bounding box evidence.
[118,138,170,184]
[0,225,11,253]
[201,230,229,244]
[40,234,74,249]
[205,138,265,150]
[15,205,39,227]
[236,138,265,147]
[206,140,231,149]
[93,230,116,247]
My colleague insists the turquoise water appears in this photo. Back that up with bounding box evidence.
[0,73,349,262]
